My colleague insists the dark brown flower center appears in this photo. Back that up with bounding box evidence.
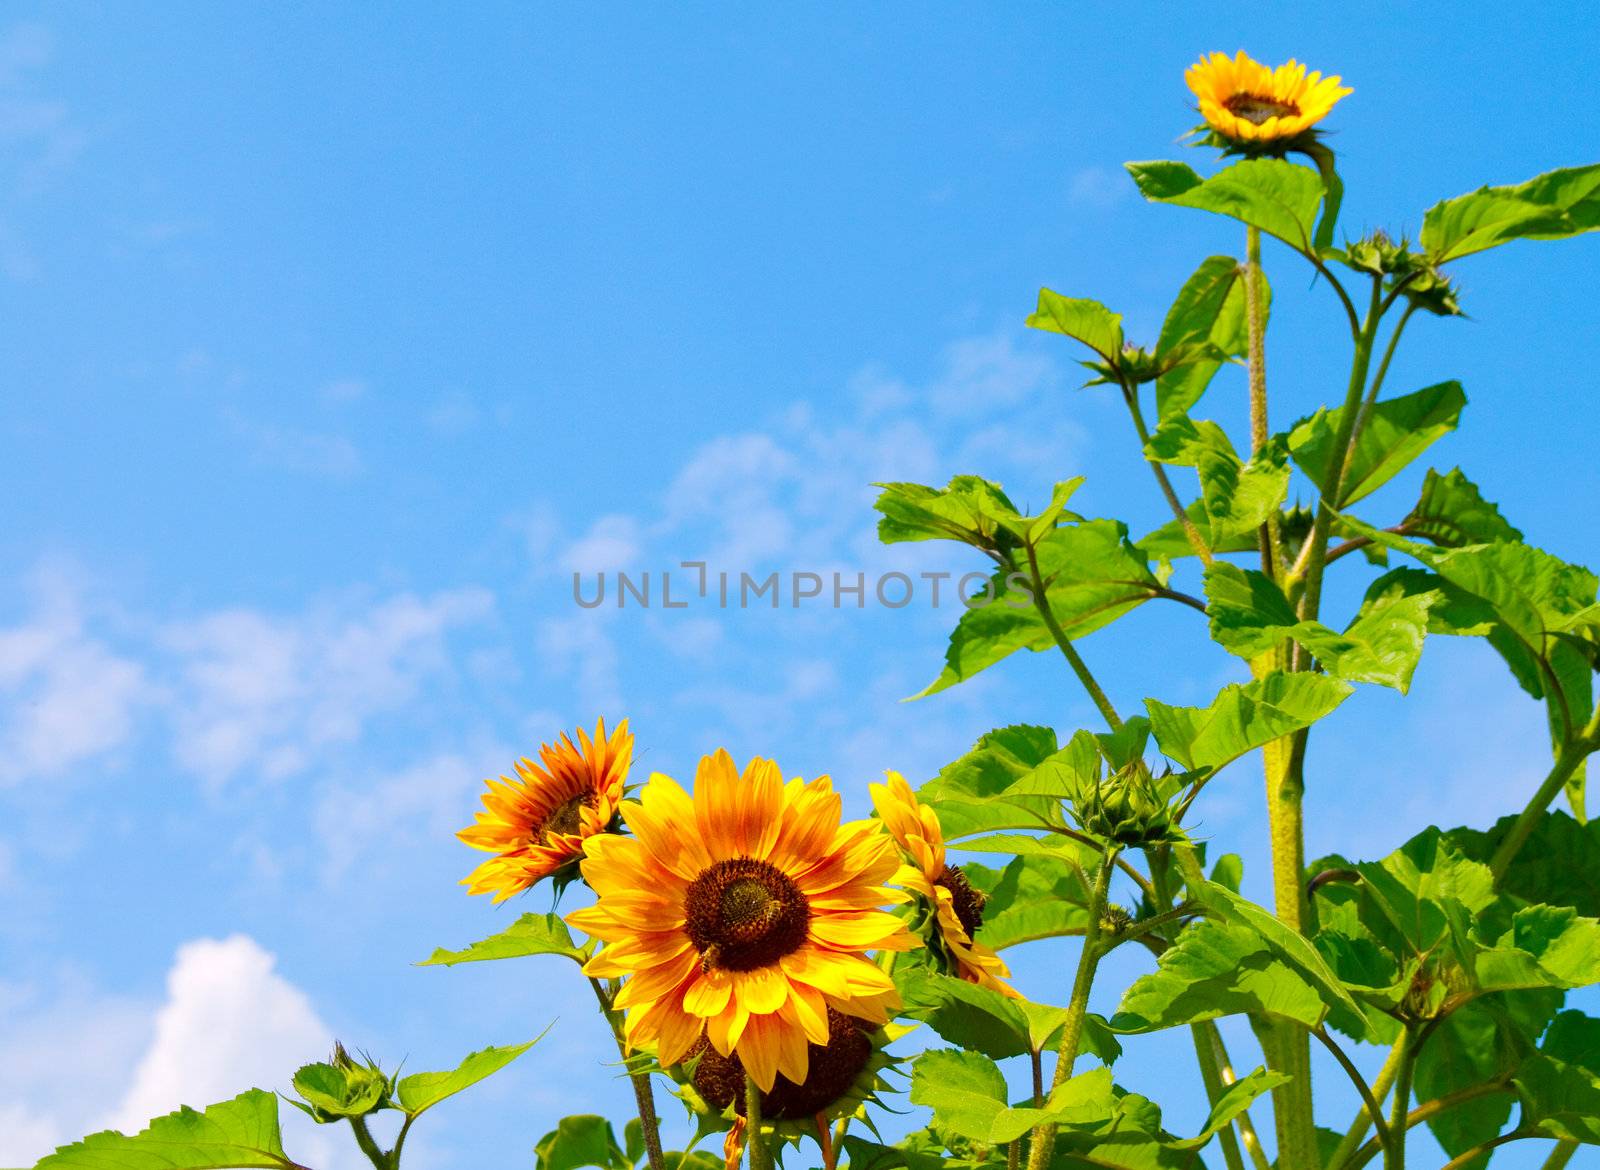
[683,858,810,972]
[934,864,986,940]
[688,1008,874,1120]
[1223,93,1300,125]
[536,791,596,843]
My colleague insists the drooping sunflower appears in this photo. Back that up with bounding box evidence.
[457,718,632,902]
[869,771,1017,997]
[566,751,914,1091]
[1185,50,1351,149]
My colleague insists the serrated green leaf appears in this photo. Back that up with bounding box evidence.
[34,1090,297,1170]
[1026,291,1124,362]
[1126,158,1326,254]
[1112,919,1327,1032]
[918,725,1069,838]
[1168,1067,1292,1151]
[1153,255,1253,421]
[421,913,588,967]
[915,521,1159,698]
[535,1114,632,1170]
[1290,381,1465,507]
[893,966,1114,1064]
[1422,163,1600,262]
[1448,812,1600,917]
[1514,1053,1600,1144]
[394,1039,539,1118]
[873,476,1027,551]
[966,853,1095,950]
[1145,416,1288,539]
[1146,671,1352,775]
[910,1051,1120,1146]
[1405,467,1522,548]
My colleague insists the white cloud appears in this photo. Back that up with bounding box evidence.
[228,413,364,478]
[163,588,494,787]
[109,936,332,1132]
[0,565,147,787]
[562,514,642,574]
[320,377,368,404]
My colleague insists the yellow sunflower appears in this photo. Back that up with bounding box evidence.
[869,771,1017,997]
[1186,50,1351,147]
[565,751,914,1091]
[457,718,632,902]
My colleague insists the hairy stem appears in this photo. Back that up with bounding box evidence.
[1244,227,1281,579]
[1342,1081,1515,1170]
[1348,301,1419,455]
[1439,1132,1531,1170]
[1328,1035,1404,1170]
[1192,1026,1248,1170]
[348,1116,391,1170]
[1025,539,1123,729]
[1541,1140,1578,1170]
[1025,850,1117,1170]
[1314,1026,1391,1155]
[746,1075,772,1170]
[589,978,667,1170]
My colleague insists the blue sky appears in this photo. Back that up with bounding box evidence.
[2,5,1598,1168]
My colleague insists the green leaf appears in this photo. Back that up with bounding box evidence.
[918,725,1069,838]
[874,476,1030,551]
[1145,671,1353,775]
[1135,501,1259,561]
[1405,468,1522,548]
[33,1090,298,1170]
[838,1135,952,1170]
[966,853,1095,950]
[1026,291,1124,362]
[1194,882,1369,1031]
[394,1039,540,1118]
[1448,811,1600,917]
[1202,562,1431,691]
[893,966,1114,1064]
[1153,255,1252,421]
[535,1115,632,1170]
[910,1050,1119,1146]
[1289,381,1466,507]
[1422,163,1600,262]
[1168,1066,1292,1151]
[1126,158,1326,255]
[915,521,1159,698]
[1514,1052,1600,1144]
[1112,919,1328,1032]
[421,913,588,967]
[1145,416,1289,540]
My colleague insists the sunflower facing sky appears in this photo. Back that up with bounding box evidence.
[1185,50,1351,147]
[457,718,632,902]
[870,772,1017,997]
[566,751,914,1091]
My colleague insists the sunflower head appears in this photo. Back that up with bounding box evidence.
[566,751,915,1092]
[869,772,1018,998]
[457,718,632,903]
[1185,50,1351,153]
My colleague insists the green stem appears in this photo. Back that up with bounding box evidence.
[1192,1026,1248,1170]
[1439,1132,1531,1170]
[1341,1080,1515,1170]
[746,1073,773,1170]
[1024,539,1122,729]
[1313,1026,1391,1155]
[1541,1140,1578,1170]
[1347,301,1419,456]
[1202,1023,1273,1170]
[589,978,667,1170]
[1025,850,1118,1170]
[1328,1037,1404,1170]
[1490,713,1600,884]
[389,1116,416,1168]
[1121,379,1212,564]
[348,1116,391,1170]
[1383,1026,1419,1170]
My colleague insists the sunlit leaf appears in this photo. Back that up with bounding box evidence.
[910,1051,1120,1146]
[874,476,1029,551]
[1126,158,1326,254]
[1145,416,1289,539]
[1289,381,1465,507]
[918,725,1069,838]
[33,1090,299,1170]
[1421,163,1600,262]
[965,853,1095,950]
[534,1114,632,1170]
[394,1039,540,1118]
[1404,467,1522,548]
[420,914,588,967]
[1153,255,1253,421]
[1146,671,1353,775]
[1026,291,1124,362]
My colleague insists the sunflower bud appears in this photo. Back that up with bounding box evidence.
[291,1042,392,1123]
[1344,231,1414,276]
[1071,766,1178,846]
[1398,267,1462,317]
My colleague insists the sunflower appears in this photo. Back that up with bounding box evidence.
[457,718,632,903]
[869,771,1017,997]
[1185,51,1351,148]
[566,751,914,1091]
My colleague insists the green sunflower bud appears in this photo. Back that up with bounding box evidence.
[1071,766,1178,846]
[291,1042,392,1123]
[1398,267,1462,317]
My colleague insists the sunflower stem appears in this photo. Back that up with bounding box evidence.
[1244,227,1282,581]
[347,1116,392,1170]
[745,1074,773,1170]
[1383,1025,1420,1170]
[1119,377,1212,564]
[588,977,667,1170]
[1024,848,1117,1170]
[1024,538,1122,729]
